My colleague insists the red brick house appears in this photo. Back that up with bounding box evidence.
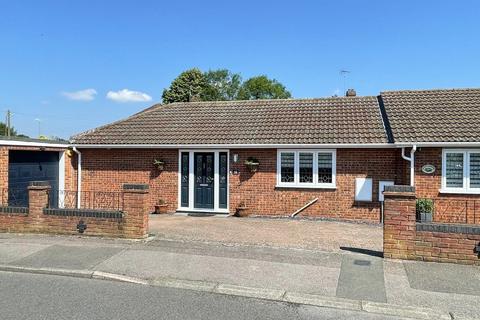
[26,88,480,223]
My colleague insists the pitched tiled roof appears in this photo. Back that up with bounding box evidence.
[380,88,480,143]
[71,97,388,145]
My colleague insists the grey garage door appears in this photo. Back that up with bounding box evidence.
[8,151,59,207]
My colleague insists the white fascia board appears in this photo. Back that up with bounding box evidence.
[70,143,395,149]
[395,142,480,148]
[0,140,68,148]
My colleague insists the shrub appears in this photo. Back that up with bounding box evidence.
[416,198,433,214]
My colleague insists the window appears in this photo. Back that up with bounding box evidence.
[280,152,295,183]
[277,150,336,188]
[442,149,480,193]
[299,153,313,183]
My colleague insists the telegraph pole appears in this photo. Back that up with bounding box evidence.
[5,110,11,137]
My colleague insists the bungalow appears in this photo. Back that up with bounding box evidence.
[10,88,477,223]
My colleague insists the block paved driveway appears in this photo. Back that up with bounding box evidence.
[149,214,383,254]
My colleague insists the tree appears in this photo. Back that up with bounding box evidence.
[162,69,292,103]
[161,68,207,103]
[202,69,242,101]
[0,122,18,137]
[237,75,291,100]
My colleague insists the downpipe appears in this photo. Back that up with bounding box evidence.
[401,145,417,187]
[72,147,82,209]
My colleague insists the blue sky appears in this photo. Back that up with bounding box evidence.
[1,0,479,138]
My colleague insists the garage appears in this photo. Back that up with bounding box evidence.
[8,150,61,207]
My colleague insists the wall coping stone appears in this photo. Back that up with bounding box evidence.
[0,206,29,215]
[384,185,415,193]
[43,208,124,220]
[29,181,51,187]
[417,222,480,235]
[123,184,149,191]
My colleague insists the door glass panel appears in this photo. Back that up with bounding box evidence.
[446,153,464,188]
[181,152,189,207]
[318,153,333,184]
[219,152,228,209]
[470,153,480,188]
[281,153,294,183]
[299,153,313,183]
[206,155,214,184]
[196,155,203,184]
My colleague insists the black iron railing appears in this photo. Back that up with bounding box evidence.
[47,189,124,212]
[0,188,28,208]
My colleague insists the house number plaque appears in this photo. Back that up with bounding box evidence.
[421,164,435,174]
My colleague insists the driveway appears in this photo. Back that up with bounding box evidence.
[149,215,383,253]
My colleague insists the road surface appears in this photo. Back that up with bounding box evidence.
[0,271,414,320]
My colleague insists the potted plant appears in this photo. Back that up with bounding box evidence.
[154,199,168,214]
[416,198,433,222]
[153,159,165,171]
[244,157,260,173]
[235,202,250,217]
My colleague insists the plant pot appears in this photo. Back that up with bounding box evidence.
[419,212,433,222]
[246,163,259,173]
[235,206,250,217]
[154,204,168,214]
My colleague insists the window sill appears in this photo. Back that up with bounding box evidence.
[438,189,480,195]
[275,184,337,190]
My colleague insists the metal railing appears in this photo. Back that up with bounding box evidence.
[47,189,124,212]
[416,198,479,224]
[0,188,28,208]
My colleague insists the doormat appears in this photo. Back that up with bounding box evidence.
[187,213,216,217]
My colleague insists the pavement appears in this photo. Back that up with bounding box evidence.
[0,232,479,319]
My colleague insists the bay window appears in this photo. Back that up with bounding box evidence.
[442,149,480,193]
[277,150,336,188]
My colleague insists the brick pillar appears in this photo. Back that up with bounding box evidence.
[28,181,51,232]
[122,184,149,239]
[383,185,416,260]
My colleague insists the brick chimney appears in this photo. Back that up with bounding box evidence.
[345,89,356,97]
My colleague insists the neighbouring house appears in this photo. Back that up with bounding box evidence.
[0,137,69,207]
[3,88,480,223]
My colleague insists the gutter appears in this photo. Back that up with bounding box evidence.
[401,145,417,187]
[0,140,67,148]
[72,147,82,209]
[68,143,396,149]
[395,142,480,147]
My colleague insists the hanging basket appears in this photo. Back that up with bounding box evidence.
[153,159,165,171]
[244,158,260,173]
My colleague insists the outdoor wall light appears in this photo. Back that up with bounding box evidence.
[233,154,240,163]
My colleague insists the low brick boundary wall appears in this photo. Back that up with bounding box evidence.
[0,182,149,239]
[383,185,480,265]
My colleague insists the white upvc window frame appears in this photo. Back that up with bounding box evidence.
[440,149,480,194]
[276,149,336,189]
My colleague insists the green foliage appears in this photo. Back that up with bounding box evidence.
[237,75,292,100]
[161,68,207,103]
[202,69,242,101]
[162,69,292,103]
[416,198,434,213]
[0,122,19,137]
[244,157,260,165]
